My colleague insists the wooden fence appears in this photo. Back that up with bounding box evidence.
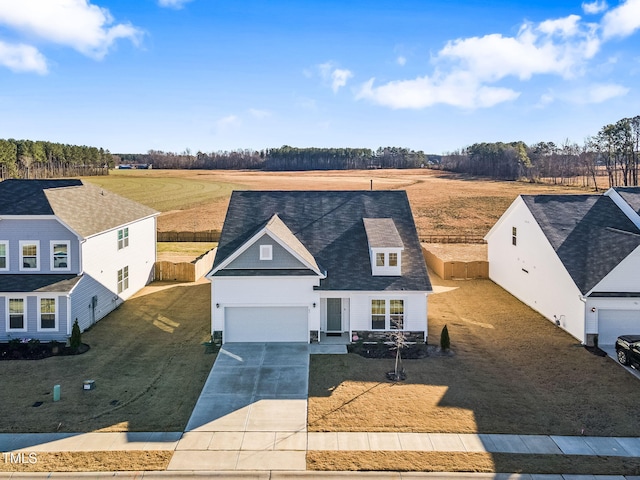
[422,247,488,280]
[157,231,221,242]
[154,248,217,282]
[420,235,486,244]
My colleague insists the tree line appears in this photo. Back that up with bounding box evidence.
[0,139,112,179]
[118,146,436,171]
[438,115,640,189]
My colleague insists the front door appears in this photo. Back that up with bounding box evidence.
[326,298,342,332]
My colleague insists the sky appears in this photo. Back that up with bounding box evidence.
[0,0,639,155]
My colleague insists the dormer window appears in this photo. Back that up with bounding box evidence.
[376,253,385,266]
[389,253,398,267]
[363,218,404,276]
[260,244,273,261]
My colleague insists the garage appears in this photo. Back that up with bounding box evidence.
[598,309,640,345]
[224,306,309,343]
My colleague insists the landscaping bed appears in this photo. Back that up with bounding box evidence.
[0,340,89,361]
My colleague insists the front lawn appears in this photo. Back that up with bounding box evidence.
[0,280,215,433]
[308,272,640,436]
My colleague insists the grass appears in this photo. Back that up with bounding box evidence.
[307,452,640,475]
[82,170,245,213]
[308,271,640,436]
[0,280,214,433]
[156,242,217,255]
[84,168,586,234]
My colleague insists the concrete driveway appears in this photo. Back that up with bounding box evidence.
[600,344,640,381]
[184,342,309,432]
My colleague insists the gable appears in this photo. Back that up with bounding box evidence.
[225,233,308,270]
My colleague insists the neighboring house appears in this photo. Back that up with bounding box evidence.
[206,191,432,344]
[485,187,640,346]
[0,179,158,342]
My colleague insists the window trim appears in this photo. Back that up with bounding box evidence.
[117,227,129,250]
[50,240,71,271]
[0,240,8,271]
[370,298,406,330]
[117,266,129,294]
[259,244,273,261]
[37,297,58,332]
[19,240,40,271]
[7,297,27,333]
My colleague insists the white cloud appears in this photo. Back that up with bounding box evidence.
[359,13,605,110]
[397,56,407,66]
[216,115,241,129]
[0,0,142,61]
[0,41,47,74]
[583,83,629,103]
[601,0,640,39]
[318,62,353,92]
[582,0,608,14]
[249,108,271,119]
[158,0,194,9]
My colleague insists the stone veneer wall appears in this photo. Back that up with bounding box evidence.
[309,330,319,343]
[352,330,426,343]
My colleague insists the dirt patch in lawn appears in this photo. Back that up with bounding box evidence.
[0,451,172,473]
[307,451,640,475]
[97,169,585,236]
[308,270,640,436]
[422,242,487,262]
[0,280,214,433]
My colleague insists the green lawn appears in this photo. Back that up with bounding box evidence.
[82,171,245,212]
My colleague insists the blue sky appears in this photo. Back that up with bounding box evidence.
[0,0,639,154]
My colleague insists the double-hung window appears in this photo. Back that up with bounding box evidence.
[117,266,129,294]
[39,298,56,330]
[8,298,26,331]
[371,299,405,330]
[118,227,129,250]
[0,241,8,270]
[20,241,39,271]
[512,227,517,246]
[51,241,70,270]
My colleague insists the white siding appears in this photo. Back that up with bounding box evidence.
[211,276,321,337]
[487,197,586,342]
[82,216,156,301]
[590,245,640,293]
[70,274,123,332]
[347,292,427,334]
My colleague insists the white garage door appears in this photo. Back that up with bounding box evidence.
[598,309,640,345]
[224,306,308,343]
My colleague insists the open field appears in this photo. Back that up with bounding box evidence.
[157,242,217,262]
[308,270,640,437]
[85,169,589,235]
[0,280,214,433]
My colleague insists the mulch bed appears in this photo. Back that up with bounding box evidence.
[0,342,90,361]
[348,342,430,359]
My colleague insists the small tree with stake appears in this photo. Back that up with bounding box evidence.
[387,319,407,381]
[70,319,82,352]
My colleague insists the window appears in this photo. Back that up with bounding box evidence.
[51,241,70,270]
[260,244,273,261]
[20,241,39,270]
[0,241,7,270]
[371,300,386,329]
[8,298,25,331]
[117,266,129,294]
[376,252,385,266]
[39,298,56,330]
[118,227,129,250]
[390,300,404,329]
[512,227,517,246]
[389,253,398,267]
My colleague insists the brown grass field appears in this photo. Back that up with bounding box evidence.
[85,168,589,236]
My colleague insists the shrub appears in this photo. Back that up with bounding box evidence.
[70,319,82,351]
[440,324,450,351]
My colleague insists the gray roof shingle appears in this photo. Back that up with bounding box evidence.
[213,191,431,292]
[522,194,640,294]
[614,187,640,214]
[0,179,158,237]
[0,274,82,293]
[363,218,404,248]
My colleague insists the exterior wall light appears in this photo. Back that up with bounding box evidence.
[312,303,316,308]
[591,307,596,313]
[216,303,220,308]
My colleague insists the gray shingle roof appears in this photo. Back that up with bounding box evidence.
[0,179,158,237]
[0,274,82,293]
[213,191,431,292]
[363,218,404,248]
[522,195,640,294]
[614,187,640,214]
[264,214,320,272]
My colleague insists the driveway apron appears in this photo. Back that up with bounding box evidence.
[170,343,309,471]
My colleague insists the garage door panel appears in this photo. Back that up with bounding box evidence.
[598,309,640,345]
[225,306,308,343]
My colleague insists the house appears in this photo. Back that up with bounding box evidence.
[0,179,158,342]
[485,187,640,346]
[206,190,432,344]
